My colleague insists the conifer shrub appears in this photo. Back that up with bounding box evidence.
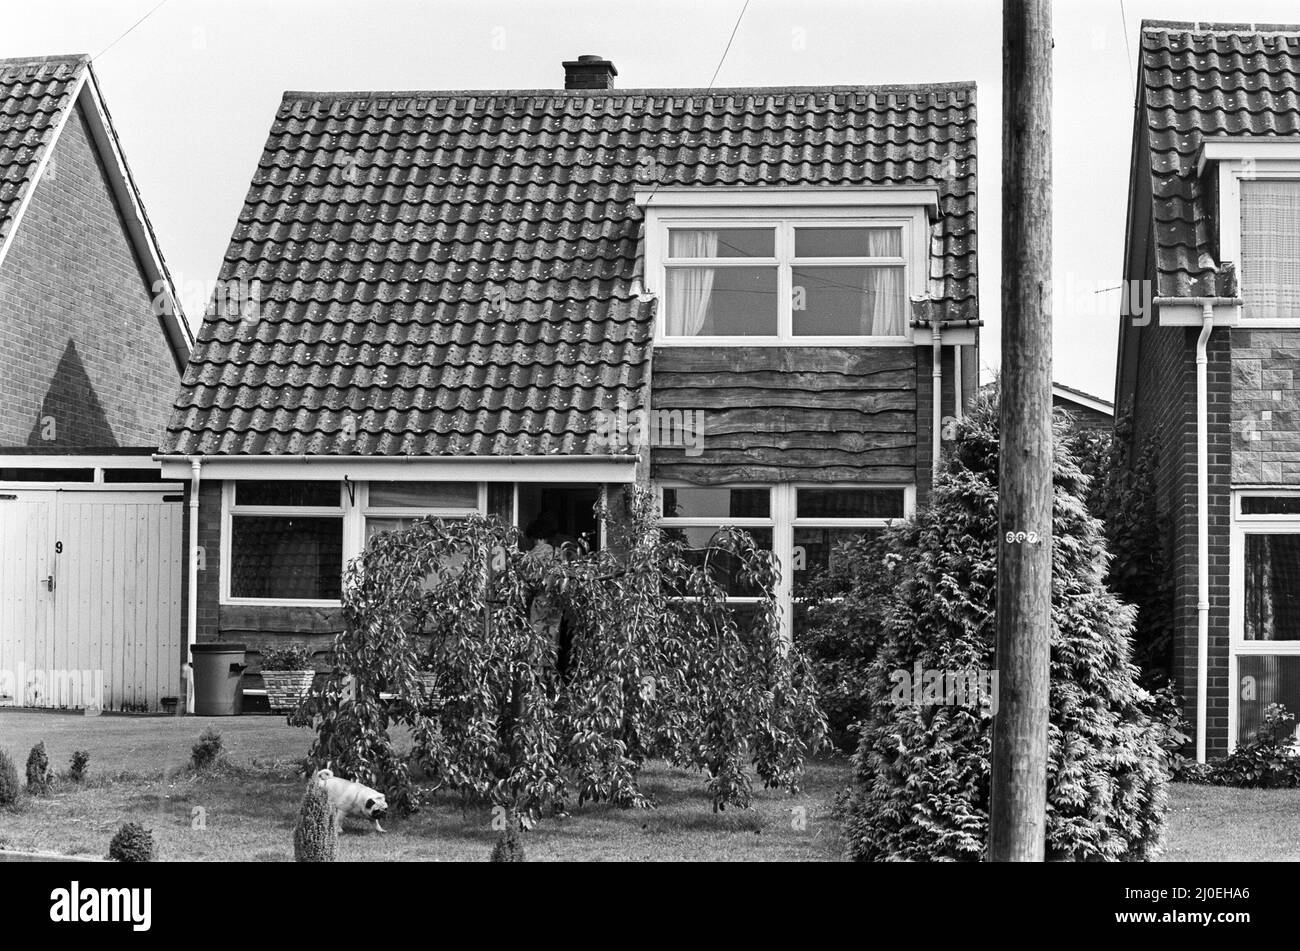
[843,389,1171,861]
[25,742,52,795]
[294,781,338,862]
[108,822,155,862]
[0,749,19,806]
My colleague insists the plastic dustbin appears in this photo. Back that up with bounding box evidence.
[191,643,248,716]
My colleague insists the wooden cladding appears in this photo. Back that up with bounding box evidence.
[650,347,917,484]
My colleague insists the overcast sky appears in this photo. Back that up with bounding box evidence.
[6,0,1300,402]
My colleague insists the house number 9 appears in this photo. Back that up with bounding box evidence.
[1004,531,1041,545]
[55,541,63,553]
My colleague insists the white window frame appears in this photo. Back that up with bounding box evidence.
[1211,147,1300,326]
[656,482,916,636]
[643,206,929,346]
[221,480,487,607]
[657,483,777,607]
[221,480,348,607]
[1227,488,1300,750]
[360,482,485,549]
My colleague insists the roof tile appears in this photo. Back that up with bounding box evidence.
[165,82,977,456]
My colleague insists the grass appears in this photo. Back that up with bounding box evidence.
[7,710,1298,861]
[0,710,846,861]
[1160,783,1300,861]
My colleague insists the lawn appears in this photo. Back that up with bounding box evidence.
[5,709,1298,861]
[0,710,846,861]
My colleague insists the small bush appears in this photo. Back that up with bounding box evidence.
[69,750,89,783]
[108,822,155,862]
[261,645,313,672]
[293,782,338,862]
[489,823,526,863]
[25,742,53,795]
[1210,703,1300,789]
[0,749,20,806]
[190,728,223,770]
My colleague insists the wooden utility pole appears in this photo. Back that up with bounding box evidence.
[989,0,1053,862]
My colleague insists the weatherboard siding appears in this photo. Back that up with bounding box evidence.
[649,346,918,484]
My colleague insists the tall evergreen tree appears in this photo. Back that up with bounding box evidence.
[844,390,1170,861]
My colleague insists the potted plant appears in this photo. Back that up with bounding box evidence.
[259,646,315,712]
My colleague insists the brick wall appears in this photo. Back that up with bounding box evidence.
[0,101,180,450]
[1129,318,1232,756]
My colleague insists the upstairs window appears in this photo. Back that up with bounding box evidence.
[662,221,909,340]
[1241,180,1300,320]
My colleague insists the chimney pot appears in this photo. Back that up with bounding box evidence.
[563,55,617,90]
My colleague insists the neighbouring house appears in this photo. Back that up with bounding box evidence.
[160,56,978,702]
[1052,382,1113,434]
[1116,20,1300,759]
[0,55,191,712]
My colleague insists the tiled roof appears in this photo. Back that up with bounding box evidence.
[1140,21,1300,297]
[0,55,86,252]
[165,81,977,456]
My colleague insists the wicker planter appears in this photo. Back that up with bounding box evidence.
[262,670,315,712]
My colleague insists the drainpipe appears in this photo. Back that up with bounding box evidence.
[1194,307,1213,763]
[186,457,202,714]
[953,344,964,421]
[931,318,943,478]
[1152,295,1239,760]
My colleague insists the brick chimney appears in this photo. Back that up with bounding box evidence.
[563,55,617,90]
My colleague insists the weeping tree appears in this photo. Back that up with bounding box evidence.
[299,487,826,823]
[843,390,1171,862]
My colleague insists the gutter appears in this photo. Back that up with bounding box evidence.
[186,457,201,715]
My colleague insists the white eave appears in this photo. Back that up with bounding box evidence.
[633,184,942,220]
[154,453,641,483]
[1052,384,1114,417]
[0,60,192,369]
[1196,135,1300,176]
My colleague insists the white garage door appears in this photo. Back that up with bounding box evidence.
[0,486,183,712]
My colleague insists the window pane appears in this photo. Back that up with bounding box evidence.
[1244,534,1300,640]
[365,514,468,541]
[662,487,770,519]
[236,481,339,508]
[663,525,773,598]
[668,228,774,258]
[0,468,93,482]
[368,482,477,509]
[230,516,342,599]
[1241,496,1300,516]
[665,266,778,336]
[1237,655,1300,744]
[1242,181,1300,320]
[797,487,906,519]
[793,526,883,596]
[102,468,164,483]
[795,227,901,258]
[791,265,905,336]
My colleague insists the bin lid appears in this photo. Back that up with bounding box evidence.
[191,643,247,655]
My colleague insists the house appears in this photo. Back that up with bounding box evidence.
[1052,382,1113,434]
[0,55,191,711]
[159,56,978,699]
[1115,20,1300,760]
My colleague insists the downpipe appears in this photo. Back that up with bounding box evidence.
[1195,305,1213,763]
[932,318,943,478]
[186,457,202,715]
